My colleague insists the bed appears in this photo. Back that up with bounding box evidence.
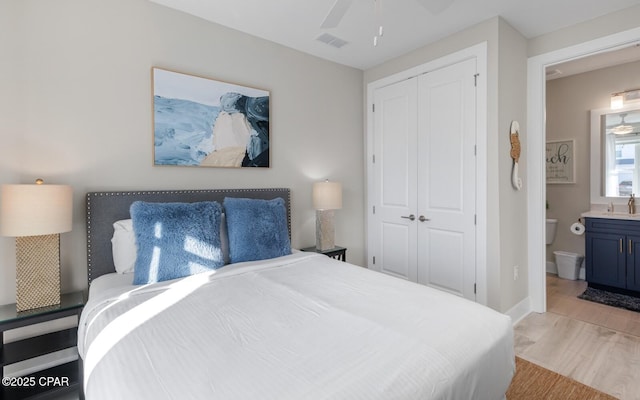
[79,188,515,400]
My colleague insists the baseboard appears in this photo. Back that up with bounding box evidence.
[546,261,557,274]
[505,296,531,326]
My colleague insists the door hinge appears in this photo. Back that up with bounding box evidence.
[372,103,375,112]
[474,214,477,225]
[373,256,376,265]
[474,145,477,156]
[474,283,477,294]
[373,154,376,163]
[474,73,479,87]
[373,205,376,214]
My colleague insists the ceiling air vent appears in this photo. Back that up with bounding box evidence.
[316,33,348,49]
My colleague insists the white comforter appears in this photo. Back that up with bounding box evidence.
[79,252,515,400]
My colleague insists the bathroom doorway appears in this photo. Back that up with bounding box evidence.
[544,47,640,284]
[527,27,640,313]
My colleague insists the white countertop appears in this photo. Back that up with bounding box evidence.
[581,211,640,221]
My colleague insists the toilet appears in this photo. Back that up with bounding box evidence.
[554,251,584,280]
[546,219,558,272]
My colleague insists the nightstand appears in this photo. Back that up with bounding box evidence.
[1,291,85,400]
[301,246,347,262]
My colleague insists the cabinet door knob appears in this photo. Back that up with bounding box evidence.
[620,238,623,254]
[630,239,633,255]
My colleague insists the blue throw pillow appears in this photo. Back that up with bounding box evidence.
[130,201,224,285]
[223,197,291,263]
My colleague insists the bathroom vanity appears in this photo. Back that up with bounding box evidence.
[583,212,640,294]
[583,106,640,295]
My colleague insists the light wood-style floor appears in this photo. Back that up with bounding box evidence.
[515,274,640,400]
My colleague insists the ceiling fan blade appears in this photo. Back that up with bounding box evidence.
[414,0,454,15]
[320,0,354,29]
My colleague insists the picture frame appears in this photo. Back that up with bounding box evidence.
[152,67,270,168]
[546,139,575,184]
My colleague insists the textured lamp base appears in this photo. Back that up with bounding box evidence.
[316,209,335,251]
[15,234,61,312]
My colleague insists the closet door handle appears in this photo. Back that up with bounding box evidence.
[620,238,623,253]
[630,239,633,255]
[401,214,416,221]
[418,215,429,222]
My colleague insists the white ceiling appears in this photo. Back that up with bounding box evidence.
[149,0,640,70]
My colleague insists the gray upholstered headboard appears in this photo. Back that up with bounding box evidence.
[86,188,291,286]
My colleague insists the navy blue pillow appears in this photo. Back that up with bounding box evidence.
[223,197,291,263]
[130,201,224,285]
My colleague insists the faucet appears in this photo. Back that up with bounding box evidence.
[629,194,636,214]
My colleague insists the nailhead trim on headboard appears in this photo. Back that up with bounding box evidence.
[86,188,291,286]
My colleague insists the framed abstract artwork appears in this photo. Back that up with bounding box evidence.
[152,67,270,168]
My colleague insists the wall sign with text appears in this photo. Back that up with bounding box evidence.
[546,139,575,184]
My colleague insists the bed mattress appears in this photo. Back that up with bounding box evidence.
[79,252,514,399]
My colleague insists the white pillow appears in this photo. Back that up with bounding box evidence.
[110,216,231,273]
[111,219,137,274]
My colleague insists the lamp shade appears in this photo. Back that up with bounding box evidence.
[313,181,342,210]
[0,183,72,237]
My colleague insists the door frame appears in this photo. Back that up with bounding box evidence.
[366,42,488,305]
[527,27,640,313]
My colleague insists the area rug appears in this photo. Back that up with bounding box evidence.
[506,357,616,400]
[578,287,640,313]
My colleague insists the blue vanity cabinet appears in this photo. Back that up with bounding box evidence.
[585,230,627,288]
[585,218,640,293]
[627,234,640,291]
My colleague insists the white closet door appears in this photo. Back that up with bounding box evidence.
[416,58,477,300]
[371,79,418,281]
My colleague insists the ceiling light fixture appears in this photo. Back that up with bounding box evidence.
[320,0,453,48]
[373,0,383,47]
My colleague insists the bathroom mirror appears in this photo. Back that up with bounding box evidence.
[591,106,640,203]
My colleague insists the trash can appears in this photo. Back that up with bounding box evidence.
[553,251,583,280]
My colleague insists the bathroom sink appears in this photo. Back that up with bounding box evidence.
[583,211,640,220]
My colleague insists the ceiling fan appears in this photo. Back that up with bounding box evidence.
[320,0,455,29]
[612,113,635,135]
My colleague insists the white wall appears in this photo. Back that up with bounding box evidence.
[528,5,640,58]
[0,0,365,305]
[497,20,529,312]
[0,0,22,304]
[364,17,500,311]
[364,17,529,312]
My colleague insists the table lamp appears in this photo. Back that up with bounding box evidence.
[0,180,72,311]
[313,180,342,251]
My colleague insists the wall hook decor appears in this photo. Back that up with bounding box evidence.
[510,120,523,190]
